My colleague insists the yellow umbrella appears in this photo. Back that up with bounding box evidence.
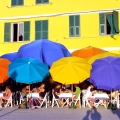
[50,57,92,84]
[87,52,120,64]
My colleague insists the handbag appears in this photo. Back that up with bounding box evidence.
[107,102,117,110]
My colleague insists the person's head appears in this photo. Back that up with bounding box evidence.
[26,85,30,90]
[90,84,94,88]
[40,83,45,89]
[56,84,61,89]
[74,84,79,88]
[6,86,10,90]
[62,84,65,88]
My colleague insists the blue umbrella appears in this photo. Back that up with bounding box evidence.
[0,52,17,62]
[90,56,120,91]
[16,39,71,66]
[8,58,49,84]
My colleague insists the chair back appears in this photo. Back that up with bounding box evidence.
[52,93,56,99]
[8,93,12,100]
[43,93,47,100]
[77,92,81,99]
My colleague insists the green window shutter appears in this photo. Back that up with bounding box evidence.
[69,15,80,37]
[11,0,16,6]
[69,16,74,37]
[24,21,30,41]
[69,16,74,27]
[11,0,23,6]
[42,31,48,39]
[36,0,48,3]
[42,20,48,39]
[75,15,79,26]
[36,0,42,3]
[4,23,11,42]
[42,20,48,31]
[113,11,119,33]
[43,0,49,2]
[106,14,115,34]
[75,15,80,36]
[100,13,105,24]
[99,13,106,34]
[18,0,23,5]
[35,21,42,40]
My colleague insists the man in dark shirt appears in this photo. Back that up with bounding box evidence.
[53,84,61,99]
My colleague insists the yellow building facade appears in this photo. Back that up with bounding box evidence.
[0,0,120,55]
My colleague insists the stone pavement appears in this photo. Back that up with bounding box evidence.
[0,106,120,120]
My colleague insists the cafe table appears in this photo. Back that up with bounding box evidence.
[58,93,74,107]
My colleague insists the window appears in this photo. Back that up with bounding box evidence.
[4,21,30,42]
[36,0,49,4]
[99,11,119,35]
[35,20,48,40]
[11,0,24,6]
[69,15,80,37]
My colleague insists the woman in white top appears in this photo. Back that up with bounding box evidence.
[85,85,96,107]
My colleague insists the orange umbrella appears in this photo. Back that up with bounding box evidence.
[0,58,11,83]
[71,46,107,59]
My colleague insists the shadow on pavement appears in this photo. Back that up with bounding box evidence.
[0,108,19,118]
[83,108,101,120]
[111,109,120,119]
[83,110,91,120]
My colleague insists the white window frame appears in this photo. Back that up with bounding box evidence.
[11,22,24,42]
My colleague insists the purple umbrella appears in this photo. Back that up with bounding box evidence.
[0,52,17,62]
[90,56,120,91]
[16,39,71,66]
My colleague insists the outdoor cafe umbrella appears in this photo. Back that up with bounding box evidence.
[0,58,11,83]
[50,57,91,105]
[50,56,92,97]
[90,56,120,91]
[71,46,106,59]
[8,58,49,92]
[16,39,71,66]
[87,52,120,64]
[0,52,17,62]
[50,57,92,85]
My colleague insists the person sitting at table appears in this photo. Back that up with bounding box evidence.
[107,90,119,99]
[21,86,27,99]
[85,84,96,108]
[61,84,66,92]
[38,83,46,99]
[73,84,81,99]
[0,87,4,107]
[2,86,12,101]
[0,86,12,107]
[53,84,61,99]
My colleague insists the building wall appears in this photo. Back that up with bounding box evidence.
[0,0,120,55]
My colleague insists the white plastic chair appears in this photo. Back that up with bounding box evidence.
[84,98,92,108]
[82,90,91,108]
[5,93,13,108]
[52,93,60,108]
[74,93,81,108]
[40,93,48,108]
[82,93,92,108]
[117,93,120,108]
[19,94,25,104]
[94,99,107,108]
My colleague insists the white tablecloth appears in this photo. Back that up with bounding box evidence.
[58,93,73,98]
[94,93,109,100]
[28,93,39,98]
[0,93,3,97]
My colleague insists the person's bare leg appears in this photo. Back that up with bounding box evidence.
[90,100,94,108]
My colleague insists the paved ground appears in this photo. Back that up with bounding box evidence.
[0,106,120,120]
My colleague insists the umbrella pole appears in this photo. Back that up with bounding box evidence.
[70,84,76,109]
[72,84,73,102]
[111,91,112,103]
[29,84,30,94]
